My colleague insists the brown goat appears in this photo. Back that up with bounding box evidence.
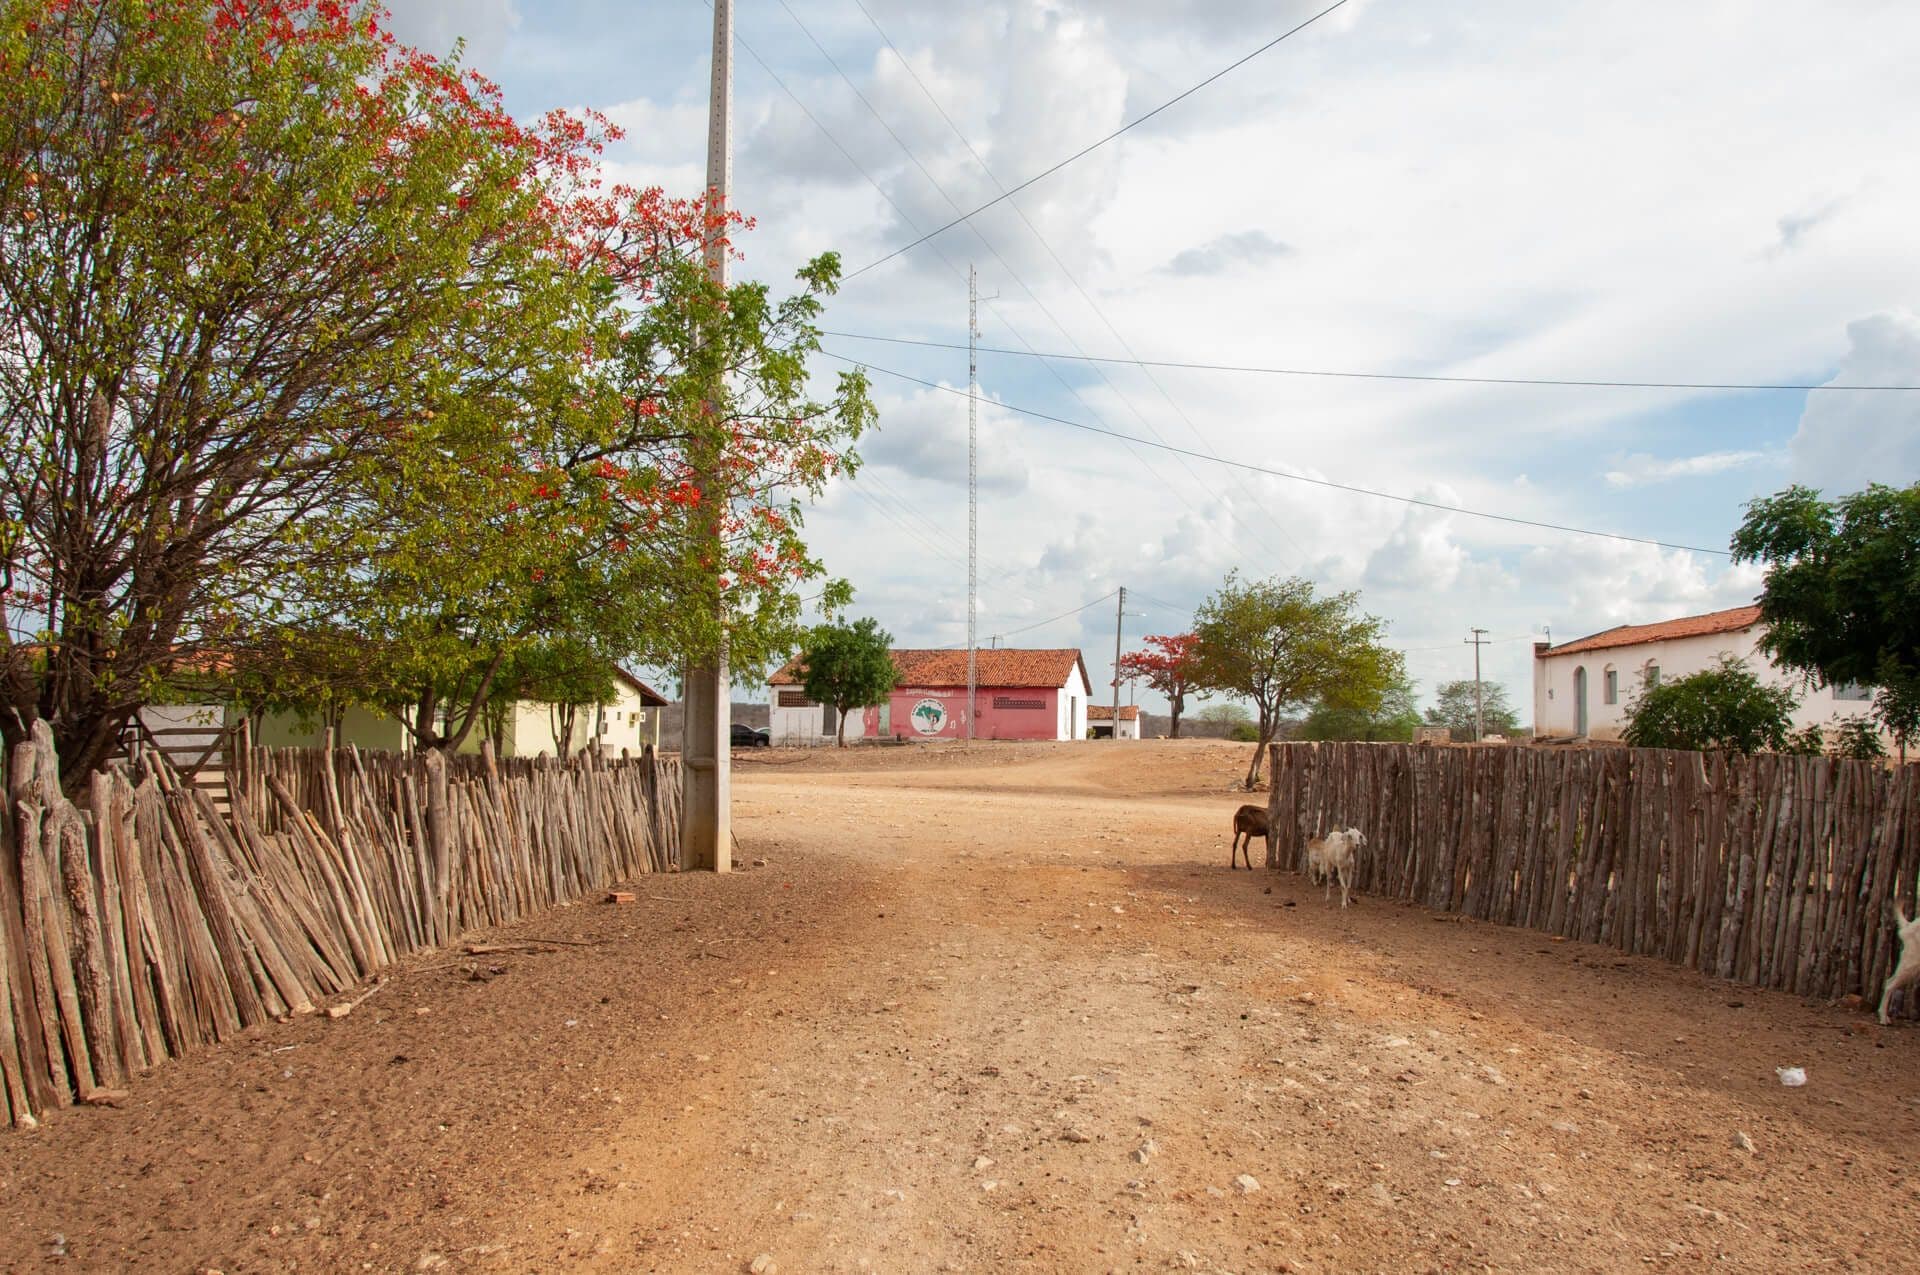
[1230,803,1267,870]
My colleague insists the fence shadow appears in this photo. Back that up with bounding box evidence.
[1264,742,1918,1015]
[0,723,680,1127]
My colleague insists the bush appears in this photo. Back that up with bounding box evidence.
[1227,722,1261,743]
[1830,716,1888,760]
[1621,656,1800,753]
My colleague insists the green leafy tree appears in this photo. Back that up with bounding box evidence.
[1192,572,1403,789]
[1426,679,1522,741]
[1732,482,1920,758]
[797,618,897,748]
[1621,655,1800,753]
[0,0,601,783]
[1303,675,1422,742]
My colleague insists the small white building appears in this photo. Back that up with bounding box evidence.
[496,668,669,758]
[1086,703,1142,740]
[1532,604,1876,742]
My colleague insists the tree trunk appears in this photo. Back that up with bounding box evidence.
[1243,706,1273,790]
[836,705,848,748]
[433,651,508,754]
[51,709,133,799]
[1169,691,1184,739]
[412,686,442,750]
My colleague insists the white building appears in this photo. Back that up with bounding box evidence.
[496,668,668,758]
[1532,604,1876,742]
[1086,704,1142,740]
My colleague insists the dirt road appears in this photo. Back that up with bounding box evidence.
[4,741,1917,1273]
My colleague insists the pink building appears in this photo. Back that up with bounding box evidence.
[768,648,1092,744]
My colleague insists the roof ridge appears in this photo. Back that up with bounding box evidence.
[1540,603,1762,659]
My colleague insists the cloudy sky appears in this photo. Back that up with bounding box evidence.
[388,0,1920,723]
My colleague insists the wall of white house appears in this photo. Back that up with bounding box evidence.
[505,681,656,758]
[1059,667,1091,741]
[767,691,872,746]
[1534,627,1879,741]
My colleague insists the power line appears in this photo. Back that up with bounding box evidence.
[843,0,1352,281]
[764,0,1294,573]
[856,465,1032,593]
[822,331,1919,393]
[822,351,1737,557]
[839,0,1305,566]
[990,590,1121,642]
[1129,590,1540,655]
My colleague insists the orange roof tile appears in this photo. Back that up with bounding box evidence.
[771,648,1089,691]
[1086,704,1139,721]
[1540,605,1762,659]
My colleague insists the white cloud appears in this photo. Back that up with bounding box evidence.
[1789,311,1920,493]
[1363,493,1469,591]
[1603,450,1776,488]
[858,384,1032,493]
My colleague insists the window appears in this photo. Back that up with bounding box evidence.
[1833,681,1871,702]
[776,689,814,708]
[1603,668,1618,706]
[1644,664,1660,688]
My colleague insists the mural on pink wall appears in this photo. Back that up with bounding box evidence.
[885,687,1063,740]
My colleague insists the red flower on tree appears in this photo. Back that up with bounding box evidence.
[1117,633,1205,738]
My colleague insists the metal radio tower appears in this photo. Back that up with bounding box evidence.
[967,264,979,742]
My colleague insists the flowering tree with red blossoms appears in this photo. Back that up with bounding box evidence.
[0,0,875,776]
[1117,633,1206,738]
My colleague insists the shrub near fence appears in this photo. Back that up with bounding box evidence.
[0,722,681,1127]
[1267,742,1919,1013]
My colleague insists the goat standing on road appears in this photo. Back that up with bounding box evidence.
[1229,804,1267,871]
[1305,827,1366,907]
[1878,903,1920,1025]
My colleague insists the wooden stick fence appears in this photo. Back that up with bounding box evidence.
[0,722,681,1127]
[1267,742,1919,1013]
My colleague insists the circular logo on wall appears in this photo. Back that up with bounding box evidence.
[910,698,948,735]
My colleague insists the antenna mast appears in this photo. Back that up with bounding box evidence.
[967,264,979,743]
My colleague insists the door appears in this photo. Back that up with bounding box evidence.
[1573,666,1588,737]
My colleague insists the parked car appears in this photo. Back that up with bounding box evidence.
[729,723,770,748]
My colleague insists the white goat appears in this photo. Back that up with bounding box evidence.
[1878,903,1920,1025]
[1304,827,1366,907]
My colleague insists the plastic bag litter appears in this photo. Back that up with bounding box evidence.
[1775,1066,1807,1087]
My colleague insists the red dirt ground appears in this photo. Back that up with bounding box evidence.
[3,740,1917,1273]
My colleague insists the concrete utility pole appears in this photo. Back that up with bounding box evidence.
[1111,586,1127,740]
[967,263,978,745]
[682,0,733,872]
[1466,627,1490,742]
